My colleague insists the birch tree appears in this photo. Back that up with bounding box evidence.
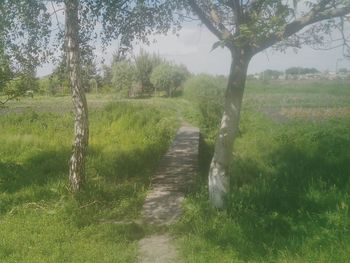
[1,0,182,191]
[186,0,350,208]
[62,0,182,191]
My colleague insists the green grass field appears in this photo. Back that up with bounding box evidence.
[1,80,350,262]
[175,80,350,262]
[0,100,179,262]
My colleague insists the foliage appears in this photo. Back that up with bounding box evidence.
[0,1,50,104]
[183,74,226,140]
[150,62,189,97]
[286,67,320,75]
[0,0,51,73]
[187,1,350,55]
[0,53,12,92]
[1,74,38,106]
[1,0,186,102]
[134,49,164,93]
[188,0,350,208]
[0,101,178,262]
[111,60,135,97]
[338,68,349,73]
[261,69,283,80]
[37,74,69,96]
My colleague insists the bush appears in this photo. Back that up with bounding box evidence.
[150,63,189,97]
[183,74,227,139]
[3,74,38,99]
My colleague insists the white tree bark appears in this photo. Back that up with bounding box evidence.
[209,48,250,209]
[65,0,89,192]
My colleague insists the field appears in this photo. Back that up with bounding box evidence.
[176,80,350,262]
[1,80,350,262]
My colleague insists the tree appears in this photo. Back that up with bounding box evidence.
[261,69,283,80]
[0,0,50,106]
[150,62,189,97]
[187,0,350,208]
[2,0,184,192]
[338,68,349,73]
[111,60,135,96]
[286,67,320,75]
[62,0,182,191]
[0,52,12,93]
[134,49,164,94]
[64,0,89,192]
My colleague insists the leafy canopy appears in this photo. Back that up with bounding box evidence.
[187,0,350,56]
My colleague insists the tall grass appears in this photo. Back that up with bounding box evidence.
[178,79,350,262]
[183,74,226,140]
[0,102,178,262]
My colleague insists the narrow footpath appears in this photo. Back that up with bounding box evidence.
[138,123,200,263]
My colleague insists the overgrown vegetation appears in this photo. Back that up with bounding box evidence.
[34,49,190,98]
[176,80,350,262]
[0,102,178,262]
[183,74,226,140]
[1,79,350,262]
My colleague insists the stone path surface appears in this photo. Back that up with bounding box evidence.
[139,234,181,263]
[138,123,199,263]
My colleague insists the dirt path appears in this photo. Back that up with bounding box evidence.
[138,123,199,263]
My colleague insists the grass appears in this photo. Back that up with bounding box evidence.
[173,80,350,262]
[0,101,179,262]
[244,80,350,110]
[1,80,350,262]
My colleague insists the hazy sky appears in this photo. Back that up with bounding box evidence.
[37,23,350,77]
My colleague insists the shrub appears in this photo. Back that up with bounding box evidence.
[150,63,189,97]
[183,74,227,139]
[3,74,38,99]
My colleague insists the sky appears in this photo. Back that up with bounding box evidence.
[37,22,350,77]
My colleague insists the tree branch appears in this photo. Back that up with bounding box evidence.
[0,92,23,107]
[188,0,224,40]
[255,3,350,53]
[50,1,63,32]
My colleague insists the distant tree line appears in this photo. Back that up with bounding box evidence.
[285,67,320,75]
[248,66,350,81]
[102,49,190,97]
[33,49,190,98]
[248,67,323,81]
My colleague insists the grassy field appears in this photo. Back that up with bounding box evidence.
[0,99,180,262]
[1,80,350,262]
[175,80,350,262]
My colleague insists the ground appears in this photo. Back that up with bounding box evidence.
[1,79,350,262]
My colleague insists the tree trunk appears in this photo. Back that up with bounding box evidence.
[65,0,89,192]
[209,48,251,209]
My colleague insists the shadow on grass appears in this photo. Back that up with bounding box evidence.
[0,149,70,193]
[178,127,350,261]
[230,140,349,260]
[0,142,166,222]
